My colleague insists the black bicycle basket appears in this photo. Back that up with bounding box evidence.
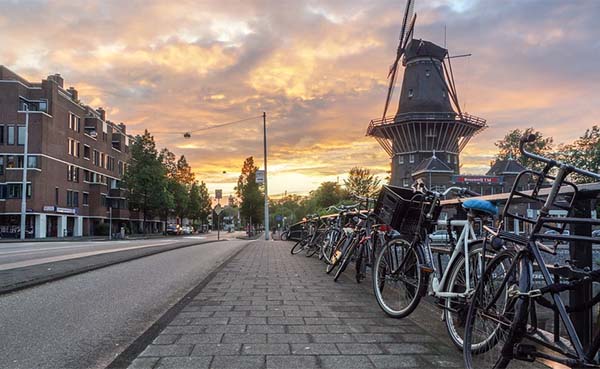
[374,185,441,235]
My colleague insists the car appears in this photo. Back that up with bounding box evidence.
[428,230,457,244]
[166,224,181,235]
[181,225,193,235]
[592,230,600,238]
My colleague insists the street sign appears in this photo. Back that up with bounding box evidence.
[275,215,283,222]
[215,189,222,199]
[255,170,265,184]
[214,204,223,215]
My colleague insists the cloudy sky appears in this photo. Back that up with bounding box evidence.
[1,0,599,196]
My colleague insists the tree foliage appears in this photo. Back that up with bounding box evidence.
[494,127,554,171]
[558,125,600,183]
[122,130,172,230]
[235,156,264,225]
[343,167,381,200]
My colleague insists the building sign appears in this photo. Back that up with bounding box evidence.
[56,207,77,214]
[453,175,502,184]
[255,170,265,184]
[215,189,222,199]
[43,205,56,212]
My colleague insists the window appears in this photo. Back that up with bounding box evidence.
[67,165,79,182]
[403,178,409,187]
[101,194,107,207]
[83,145,90,159]
[425,69,431,77]
[408,89,414,98]
[6,155,15,168]
[93,150,99,166]
[399,155,404,165]
[7,126,14,145]
[83,170,91,182]
[453,155,457,164]
[100,153,105,168]
[0,125,3,144]
[83,192,89,206]
[0,184,5,199]
[68,139,80,157]
[66,190,79,207]
[17,126,26,145]
[7,184,31,199]
[55,187,59,205]
[69,113,80,132]
[27,155,39,169]
[118,161,123,175]
[447,154,452,163]
[409,154,415,163]
[0,156,3,175]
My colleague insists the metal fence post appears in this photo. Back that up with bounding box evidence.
[570,198,593,349]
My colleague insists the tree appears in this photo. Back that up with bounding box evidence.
[309,181,347,210]
[176,155,195,186]
[558,125,600,183]
[343,167,381,200]
[235,156,263,226]
[123,130,172,232]
[494,127,554,171]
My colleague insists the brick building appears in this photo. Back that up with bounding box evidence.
[0,66,162,238]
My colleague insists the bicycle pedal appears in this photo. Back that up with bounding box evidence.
[514,344,536,362]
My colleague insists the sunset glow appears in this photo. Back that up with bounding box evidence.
[2,0,599,197]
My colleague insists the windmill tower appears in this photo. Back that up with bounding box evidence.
[367,0,486,189]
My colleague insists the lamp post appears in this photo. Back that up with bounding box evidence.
[263,112,269,241]
[20,104,30,240]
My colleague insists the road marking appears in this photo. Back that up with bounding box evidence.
[0,240,175,257]
[0,241,185,271]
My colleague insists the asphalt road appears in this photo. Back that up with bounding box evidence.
[0,239,251,369]
[0,232,238,270]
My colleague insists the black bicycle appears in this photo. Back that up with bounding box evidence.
[463,134,600,369]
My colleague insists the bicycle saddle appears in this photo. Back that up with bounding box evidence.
[462,198,497,217]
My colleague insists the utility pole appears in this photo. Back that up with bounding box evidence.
[20,104,30,240]
[109,206,113,240]
[263,112,269,240]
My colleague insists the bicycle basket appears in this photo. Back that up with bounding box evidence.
[374,185,441,235]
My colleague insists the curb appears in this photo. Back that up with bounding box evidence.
[0,239,223,295]
[106,240,254,369]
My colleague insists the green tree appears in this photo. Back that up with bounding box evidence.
[494,127,554,171]
[197,181,212,225]
[123,130,173,232]
[343,167,381,200]
[558,125,600,183]
[235,156,263,226]
[308,181,347,211]
[159,150,193,221]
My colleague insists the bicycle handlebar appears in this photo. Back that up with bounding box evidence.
[520,134,600,180]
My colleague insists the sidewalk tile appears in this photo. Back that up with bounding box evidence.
[155,356,212,369]
[266,355,318,369]
[209,355,265,369]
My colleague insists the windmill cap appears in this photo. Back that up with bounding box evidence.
[405,39,447,61]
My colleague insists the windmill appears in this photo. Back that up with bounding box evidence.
[367,0,487,189]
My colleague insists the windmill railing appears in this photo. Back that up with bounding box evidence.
[367,112,487,135]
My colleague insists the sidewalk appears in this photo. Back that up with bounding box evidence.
[127,240,463,369]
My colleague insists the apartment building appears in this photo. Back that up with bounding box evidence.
[0,66,161,238]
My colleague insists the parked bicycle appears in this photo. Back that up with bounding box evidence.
[463,134,600,369]
[372,182,500,350]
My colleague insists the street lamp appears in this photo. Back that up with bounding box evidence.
[19,104,30,240]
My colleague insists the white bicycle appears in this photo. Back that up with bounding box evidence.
[372,184,501,350]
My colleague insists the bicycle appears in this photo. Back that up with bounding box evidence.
[372,183,500,350]
[463,134,600,369]
[290,215,321,256]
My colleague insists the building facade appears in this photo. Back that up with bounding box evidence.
[0,66,161,238]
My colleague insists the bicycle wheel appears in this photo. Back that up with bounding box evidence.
[326,235,346,274]
[372,239,427,318]
[321,229,340,264]
[291,238,308,255]
[355,243,366,283]
[306,233,323,258]
[443,241,487,350]
[333,240,358,282]
[463,249,527,369]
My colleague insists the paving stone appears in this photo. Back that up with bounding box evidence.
[155,356,212,369]
[421,355,463,367]
[241,343,290,355]
[190,317,229,325]
[201,325,246,333]
[152,335,180,345]
[200,305,233,312]
[266,355,318,369]
[127,357,159,369]
[369,355,419,368]
[178,311,215,318]
[336,343,384,355]
[222,333,267,343]
[320,355,376,369]
[191,343,242,356]
[229,316,267,325]
[249,310,285,317]
[351,334,399,343]
[287,325,328,334]
[326,325,366,333]
[246,325,286,333]
[162,326,204,335]
[209,355,265,369]
[267,317,304,325]
[212,311,249,318]
[176,333,223,344]
[290,343,340,355]
[304,318,342,325]
[139,344,193,357]
[380,343,434,354]
[267,333,310,343]
[311,333,355,343]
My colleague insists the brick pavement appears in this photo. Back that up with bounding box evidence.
[128,240,463,369]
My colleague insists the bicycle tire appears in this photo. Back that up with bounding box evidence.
[326,236,346,274]
[306,232,324,258]
[355,243,365,283]
[463,249,523,369]
[291,238,308,255]
[321,229,340,264]
[334,241,358,282]
[443,241,485,350]
[372,238,427,318]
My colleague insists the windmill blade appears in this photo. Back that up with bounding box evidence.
[402,13,417,49]
[397,0,414,51]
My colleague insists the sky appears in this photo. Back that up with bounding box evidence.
[1,0,599,197]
